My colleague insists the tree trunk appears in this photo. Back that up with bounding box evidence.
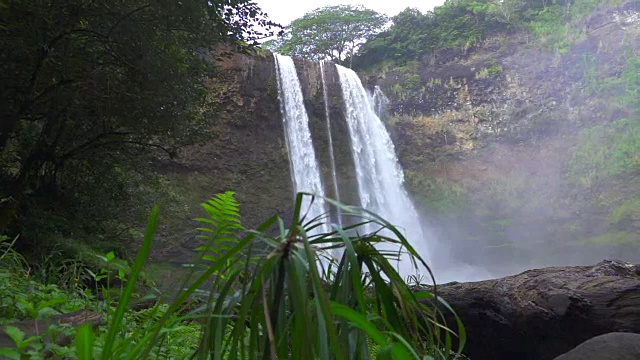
[424,260,640,360]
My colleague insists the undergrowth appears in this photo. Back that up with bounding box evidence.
[0,192,465,359]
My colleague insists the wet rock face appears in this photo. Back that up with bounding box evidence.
[152,51,361,262]
[151,51,294,261]
[358,1,640,278]
[424,260,640,360]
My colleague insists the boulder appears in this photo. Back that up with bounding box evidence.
[553,332,640,360]
[425,260,640,360]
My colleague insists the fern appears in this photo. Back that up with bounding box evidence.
[195,191,244,276]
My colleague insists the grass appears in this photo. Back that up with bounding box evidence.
[0,192,466,359]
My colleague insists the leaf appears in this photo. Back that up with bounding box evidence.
[75,323,94,360]
[105,251,115,262]
[0,348,21,360]
[3,326,24,345]
[100,204,159,360]
[329,302,388,346]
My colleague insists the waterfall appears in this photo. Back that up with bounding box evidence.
[372,85,390,120]
[273,54,431,276]
[320,61,342,227]
[273,54,329,234]
[336,64,431,275]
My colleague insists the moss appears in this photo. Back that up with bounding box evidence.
[475,60,503,79]
[567,117,640,187]
[608,198,640,225]
[405,173,468,213]
[578,231,640,246]
[492,218,512,227]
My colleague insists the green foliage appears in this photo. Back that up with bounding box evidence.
[0,267,90,325]
[1,194,466,359]
[568,118,640,187]
[485,0,525,24]
[405,73,423,90]
[567,51,640,186]
[568,0,626,21]
[588,49,640,110]
[356,0,628,70]
[578,231,640,246]
[619,50,640,108]
[355,2,508,70]
[187,193,464,360]
[608,198,640,225]
[267,5,387,64]
[528,6,570,53]
[475,60,503,79]
[0,0,279,257]
[195,191,244,279]
[406,174,468,214]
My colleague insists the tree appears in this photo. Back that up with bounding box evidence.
[267,5,387,66]
[0,0,279,249]
[486,0,525,25]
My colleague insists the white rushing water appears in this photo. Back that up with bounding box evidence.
[336,64,431,276]
[372,85,390,119]
[274,54,329,234]
[320,61,342,227]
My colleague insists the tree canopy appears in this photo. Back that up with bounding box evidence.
[265,5,387,65]
[353,0,584,70]
[0,0,279,252]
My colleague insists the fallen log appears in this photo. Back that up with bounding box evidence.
[0,310,103,349]
[426,259,640,360]
[0,298,161,350]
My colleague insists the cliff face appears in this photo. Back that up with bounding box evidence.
[364,1,640,276]
[151,2,640,277]
[151,52,359,262]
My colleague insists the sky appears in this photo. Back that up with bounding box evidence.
[255,0,446,26]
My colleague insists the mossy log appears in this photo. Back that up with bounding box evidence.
[426,260,640,360]
[0,299,161,349]
[0,310,103,348]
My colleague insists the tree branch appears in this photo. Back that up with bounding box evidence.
[106,4,152,38]
[60,131,132,161]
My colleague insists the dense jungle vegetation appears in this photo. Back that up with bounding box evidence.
[354,0,628,69]
[0,1,464,358]
[1,0,638,358]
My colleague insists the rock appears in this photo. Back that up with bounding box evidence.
[424,260,640,360]
[553,332,640,360]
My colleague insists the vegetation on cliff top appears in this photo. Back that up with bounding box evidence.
[354,0,627,70]
[265,5,388,66]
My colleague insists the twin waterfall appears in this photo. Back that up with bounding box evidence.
[274,54,430,276]
[274,54,330,235]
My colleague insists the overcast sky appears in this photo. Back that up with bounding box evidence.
[255,0,446,26]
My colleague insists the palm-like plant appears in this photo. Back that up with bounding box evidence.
[77,192,465,359]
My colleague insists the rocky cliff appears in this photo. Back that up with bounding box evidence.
[150,2,640,279]
[365,1,640,277]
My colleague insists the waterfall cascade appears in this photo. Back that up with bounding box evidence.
[320,61,342,227]
[372,85,390,119]
[274,55,430,276]
[273,54,329,234]
[335,65,430,274]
